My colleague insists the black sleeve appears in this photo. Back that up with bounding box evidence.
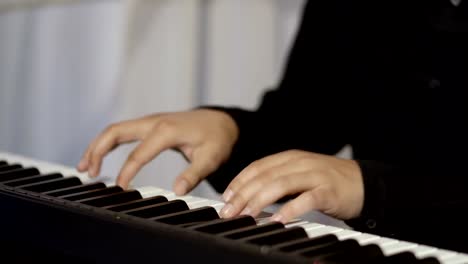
[347,159,468,253]
[202,0,355,193]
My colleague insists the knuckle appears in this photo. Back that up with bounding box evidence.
[277,177,293,191]
[251,191,269,209]
[261,168,278,181]
[283,201,301,218]
[232,191,248,207]
[245,161,261,176]
[104,123,120,134]
[296,156,312,167]
[181,174,197,187]
[233,176,249,190]
[228,179,241,192]
[90,145,106,159]
[155,118,175,132]
[302,191,316,205]
[308,190,323,208]
[230,174,253,192]
[91,148,106,159]
[127,151,145,166]
[313,186,334,209]
[203,153,222,171]
[204,158,220,172]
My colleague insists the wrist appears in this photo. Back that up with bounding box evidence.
[195,108,239,146]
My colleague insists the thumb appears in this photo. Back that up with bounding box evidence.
[173,150,222,195]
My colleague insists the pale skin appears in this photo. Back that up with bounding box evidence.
[77,109,365,223]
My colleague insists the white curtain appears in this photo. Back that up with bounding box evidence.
[0,0,125,170]
[115,0,306,195]
[0,0,348,226]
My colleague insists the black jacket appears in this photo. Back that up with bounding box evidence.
[204,0,468,253]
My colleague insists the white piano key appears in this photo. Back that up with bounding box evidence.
[298,222,325,231]
[444,254,468,264]
[284,220,310,228]
[368,237,399,248]
[416,248,459,263]
[434,249,458,261]
[0,151,105,185]
[211,203,225,212]
[175,196,198,203]
[186,199,224,212]
[188,199,222,208]
[187,197,219,206]
[135,186,169,198]
[304,225,344,239]
[379,241,418,256]
[334,229,363,240]
[413,245,439,258]
[182,197,215,208]
[353,233,382,245]
[133,186,226,212]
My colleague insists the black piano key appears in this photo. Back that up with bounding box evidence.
[219,222,285,240]
[59,186,122,201]
[43,182,106,197]
[299,239,361,258]
[0,167,40,182]
[0,161,7,166]
[103,195,168,212]
[0,164,22,172]
[273,234,339,253]
[2,173,63,187]
[241,226,308,246]
[77,190,142,207]
[122,200,189,218]
[20,177,82,192]
[188,215,256,234]
[151,206,219,225]
[313,244,383,264]
[177,221,212,228]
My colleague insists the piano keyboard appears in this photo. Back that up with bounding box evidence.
[1,152,467,264]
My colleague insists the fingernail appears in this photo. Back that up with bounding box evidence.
[223,189,234,202]
[240,207,252,216]
[220,203,234,218]
[271,213,284,223]
[175,179,189,195]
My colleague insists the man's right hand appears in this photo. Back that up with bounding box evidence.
[76,109,239,195]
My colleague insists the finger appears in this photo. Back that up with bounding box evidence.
[219,162,310,218]
[222,170,319,219]
[272,188,329,224]
[223,150,304,202]
[173,146,222,195]
[77,137,99,172]
[116,125,177,189]
[88,120,151,177]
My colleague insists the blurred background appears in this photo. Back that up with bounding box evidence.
[0,0,349,226]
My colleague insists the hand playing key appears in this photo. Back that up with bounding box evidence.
[77,109,239,195]
[219,150,365,223]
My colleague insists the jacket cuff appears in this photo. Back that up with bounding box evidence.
[345,160,392,236]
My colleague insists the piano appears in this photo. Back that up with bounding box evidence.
[1,152,467,264]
